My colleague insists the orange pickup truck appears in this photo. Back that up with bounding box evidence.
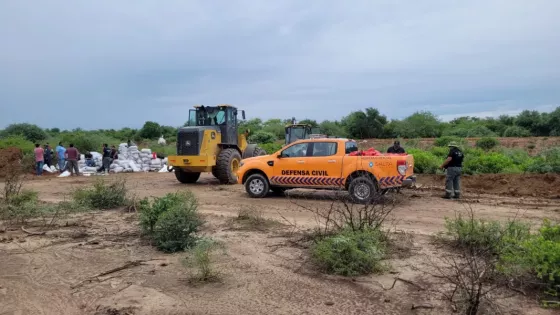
[237,138,415,203]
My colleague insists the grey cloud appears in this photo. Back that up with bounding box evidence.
[1,0,559,129]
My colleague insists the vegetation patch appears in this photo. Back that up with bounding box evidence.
[72,178,128,209]
[312,228,386,276]
[139,191,203,253]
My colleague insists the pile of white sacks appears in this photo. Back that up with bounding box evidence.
[110,143,168,173]
[58,143,170,176]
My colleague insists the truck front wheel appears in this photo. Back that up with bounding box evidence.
[245,174,269,198]
[348,176,379,204]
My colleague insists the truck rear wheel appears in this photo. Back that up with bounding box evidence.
[215,148,242,184]
[348,176,379,204]
[245,174,269,198]
[175,168,201,184]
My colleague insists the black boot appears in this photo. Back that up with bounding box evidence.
[442,193,452,199]
[453,193,461,199]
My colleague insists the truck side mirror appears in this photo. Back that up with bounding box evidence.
[242,110,246,120]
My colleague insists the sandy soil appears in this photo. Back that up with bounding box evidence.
[1,173,559,315]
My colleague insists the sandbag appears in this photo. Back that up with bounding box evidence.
[158,165,168,172]
[58,171,71,177]
[128,161,141,172]
[43,164,54,173]
[50,165,57,172]
[113,166,125,173]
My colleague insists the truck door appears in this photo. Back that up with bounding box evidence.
[271,142,311,186]
[307,141,344,187]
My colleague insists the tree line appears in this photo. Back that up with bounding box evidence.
[1,106,559,146]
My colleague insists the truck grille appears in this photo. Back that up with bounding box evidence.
[177,130,200,155]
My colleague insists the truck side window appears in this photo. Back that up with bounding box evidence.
[345,141,358,154]
[311,142,337,157]
[281,143,308,158]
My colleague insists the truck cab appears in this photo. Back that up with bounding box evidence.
[237,138,415,203]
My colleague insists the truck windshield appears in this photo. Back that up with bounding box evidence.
[286,127,308,144]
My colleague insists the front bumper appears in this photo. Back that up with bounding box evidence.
[402,175,416,187]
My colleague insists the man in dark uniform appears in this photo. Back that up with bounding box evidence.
[387,140,405,153]
[440,141,464,199]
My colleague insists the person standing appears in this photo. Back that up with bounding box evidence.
[34,143,44,176]
[65,143,80,176]
[44,144,53,168]
[111,145,118,160]
[440,141,464,199]
[56,142,66,172]
[98,144,112,174]
[387,140,405,154]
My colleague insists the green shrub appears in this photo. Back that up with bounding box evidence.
[527,147,560,174]
[463,152,515,174]
[312,229,386,276]
[61,132,120,152]
[500,220,560,298]
[248,131,277,144]
[429,146,449,158]
[0,135,35,154]
[72,178,128,209]
[500,148,531,170]
[1,123,48,143]
[433,136,467,147]
[139,191,197,233]
[476,137,500,151]
[443,215,531,255]
[139,191,203,253]
[184,238,224,282]
[408,149,440,174]
[259,142,283,154]
[503,126,531,137]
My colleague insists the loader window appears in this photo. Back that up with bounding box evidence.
[311,142,337,157]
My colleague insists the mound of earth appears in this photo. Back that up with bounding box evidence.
[0,147,24,177]
[417,173,560,198]
[93,285,188,315]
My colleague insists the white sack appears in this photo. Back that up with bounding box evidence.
[50,165,57,172]
[58,171,71,177]
[128,160,141,172]
[113,166,125,173]
[158,165,169,172]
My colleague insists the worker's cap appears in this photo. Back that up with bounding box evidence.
[447,141,459,147]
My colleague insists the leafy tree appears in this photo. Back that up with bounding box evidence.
[238,118,263,134]
[342,108,387,139]
[393,111,443,138]
[1,123,48,143]
[261,119,285,140]
[298,119,319,128]
[138,121,162,139]
[503,126,531,137]
[319,120,347,137]
[515,110,550,136]
[248,131,277,144]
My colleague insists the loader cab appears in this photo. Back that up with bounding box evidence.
[187,105,245,145]
[285,124,313,145]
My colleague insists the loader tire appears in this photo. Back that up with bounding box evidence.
[215,148,242,184]
[175,168,201,184]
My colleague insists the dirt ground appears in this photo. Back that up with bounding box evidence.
[1,173,559,315]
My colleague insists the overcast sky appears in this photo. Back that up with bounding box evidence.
[1,0,559,130]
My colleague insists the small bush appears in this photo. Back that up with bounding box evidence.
[235,207,277,230]
[248,131,277,144]
[408,149,440,174]
[434,136,466,147]
[0,136,35,154]
[312,229,386,276]
[72,178,128,209]
[503,126,531,137]
[527,147,560,174]
[443,214,531,255]
[184,238,224,282]
[476,137,500,151]
[500,220,560,301]
[463,152,515,174]
[259,142,283,154]
[139,191,203,253]
[429,146,449,158]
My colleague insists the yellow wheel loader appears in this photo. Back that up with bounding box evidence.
[167,104,266,184]
[284,117,329,145]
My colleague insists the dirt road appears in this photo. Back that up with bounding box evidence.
[0,173,558,315]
